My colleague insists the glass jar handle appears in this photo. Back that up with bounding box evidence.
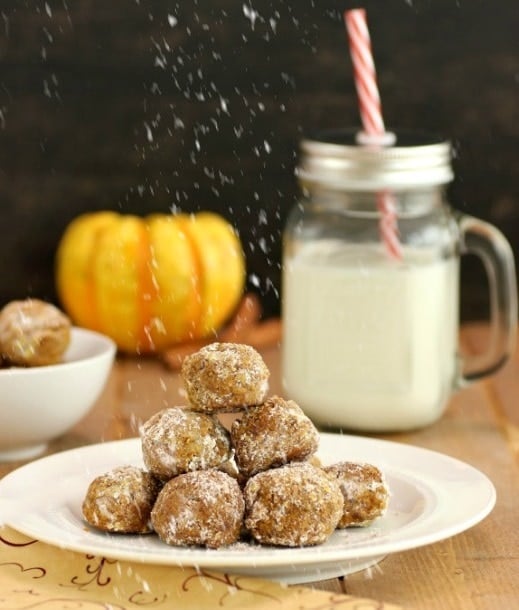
[457,214,517,384]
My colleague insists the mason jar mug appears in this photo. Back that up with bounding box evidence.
[282,130,517,432]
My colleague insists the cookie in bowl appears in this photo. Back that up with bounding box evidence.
[0,300,116,461]
[0,298,71,367]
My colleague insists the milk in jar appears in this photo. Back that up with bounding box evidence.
[282,241,459,431]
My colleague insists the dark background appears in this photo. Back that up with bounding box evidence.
[0,0,517,320]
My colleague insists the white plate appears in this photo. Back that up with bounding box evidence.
[0,433,495,584]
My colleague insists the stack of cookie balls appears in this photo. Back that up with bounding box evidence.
[82,342,389,549]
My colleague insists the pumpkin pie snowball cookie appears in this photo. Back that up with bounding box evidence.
[180,342,270,413]
[0,298,71,367]
[324,462,390,527]
[151,470,245,549]
[81,341,390,549]
[230,395,320,478]
[82,466,162,534]
[243,462,344,547]
[140,406,232,481]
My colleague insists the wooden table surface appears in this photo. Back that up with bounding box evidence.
[1,323,518,609]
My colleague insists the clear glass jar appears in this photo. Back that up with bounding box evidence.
[282,129,517,432]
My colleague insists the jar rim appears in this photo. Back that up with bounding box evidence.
[298,128,454,190]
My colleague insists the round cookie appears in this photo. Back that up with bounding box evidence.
[0,298,71,367]
[181,342,269,413]
[244,462,343,547]
[231,395,320,478]
[140,406,232,480]
[323,461,389,527]
[151,470,245,549]
[82,465,161,534]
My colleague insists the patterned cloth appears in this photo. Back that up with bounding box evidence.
[0,526,401,609]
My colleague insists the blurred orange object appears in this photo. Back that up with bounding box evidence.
[55,211,245,354]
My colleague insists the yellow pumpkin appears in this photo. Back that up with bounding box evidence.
[55,211,246,353]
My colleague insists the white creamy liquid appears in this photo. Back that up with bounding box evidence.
[282,241,459,431]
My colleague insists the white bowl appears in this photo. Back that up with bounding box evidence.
[0,327,116,461]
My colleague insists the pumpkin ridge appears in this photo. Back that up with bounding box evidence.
[85,226,102,333]
[136,220,160,353]
[175,215,204,340]
[82,213,119,334]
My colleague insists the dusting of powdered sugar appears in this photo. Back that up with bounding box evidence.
[140,406,232,480]
[243,462,343,547]
[180,342,270,412]
[323,462,390,528]
[151,470,245,549]
[231,395,320,477]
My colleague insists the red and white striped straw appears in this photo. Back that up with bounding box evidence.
[344,8,402,260]
[344,8,384,137]
[376,190,402,260]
